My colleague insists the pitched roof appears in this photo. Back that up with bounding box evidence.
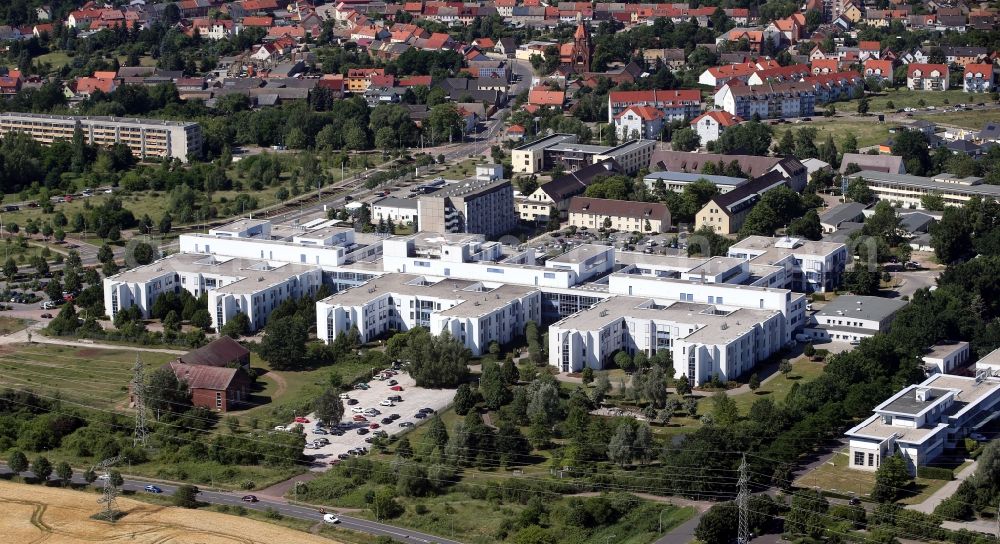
[539,158,621,201]
[864,59,894,74]
[179,336,251,367]
[398,75,432,87]
[709,170,787,213]
[651,150,803,179]
[706,62,756,79]
[615,105,666,121]
[858,40,881,51]
[690,110,743,127]
[608,89,701,105]
[568,196,667,220]
[528,86,565,106]
[964,63,994,77]
[908,63,948,76]
[839,153,904,173]
[167,361,243,391]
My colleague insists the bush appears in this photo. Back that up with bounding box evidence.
[916,466,953,480]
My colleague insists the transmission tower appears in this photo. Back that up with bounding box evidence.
[737,453,750,544]
[94,456,122,521]
[131,354,149,448]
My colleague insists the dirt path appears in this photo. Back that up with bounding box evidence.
[569,491,713,512]
[265,370,288,399]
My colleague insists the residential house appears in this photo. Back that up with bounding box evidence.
[651,150,807,191]
[613,106,666,140]
[157,361,252,412]
[963,64,994,93]
[567,197,671,233]
[517,159,622,222]
[864,59,895,83]
[606,89,702,124]
[907,64,949,91]
[690,110,743,145]
[346,68,385,92]
[695,171,789,234]
[698,62,757,87]
[528,86,566,108]
[178,336,251,371]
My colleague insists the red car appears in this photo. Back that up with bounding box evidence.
[353,415,368,422]
[369,423,380,429]
[390,386,403,391]
[294,417,310,423]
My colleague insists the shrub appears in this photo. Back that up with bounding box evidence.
[916,466,953,480]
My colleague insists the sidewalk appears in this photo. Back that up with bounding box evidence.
[906,460,977,514]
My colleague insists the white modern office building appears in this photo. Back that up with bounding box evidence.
[728,236,850,293]
[846,373,1000,474]
[104,253,322,332]
[847,170,1000,209]
[922,342,971,375]
[548,296,785,386]
[316,273,541,356]
[803,295,908,343]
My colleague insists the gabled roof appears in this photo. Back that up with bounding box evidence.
[538,158,621,201]
[864,59,894,74]
[908,63,948,76]
[166,361,244,391]
[615,105,665,121]
[964,63,994,77]
[608,89,701,104]
[528,86,565,106]
[839,153,904,174]
[179,336,250,367]
[708,170,787,214]
[706,62,756,79]
[690,110,743,127]
[569,196,667,220]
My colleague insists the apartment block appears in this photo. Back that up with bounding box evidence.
[0,112,202,162]
[963,64,993,93]
[907,64,950,91]
[803,295,908,343]
[922,342,971,374]
[567,196,671,233]
[417,178,516,239]
[846,170,1000,209]
[606,89,702,125]
[695,171,788,234]
[728,235,849,293]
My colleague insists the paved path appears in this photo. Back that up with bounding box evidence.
[0,466,462,544]
[906,460,977,514]
[654,510,704,544]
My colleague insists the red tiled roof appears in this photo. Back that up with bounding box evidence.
[608,89,701,105]
[243,0,280,10]
[75,76,115,94]
[179,336,250,367]
[858,40,881,51]
[690,110,743,128]
[242,16,274,27]
[908,63,949,77]
[398,75,432,87]
[167,361,242,391]
[864,59,893,75]
[811,59,840,72]
[615,105,665,121]
[528,86,565,106]
[707,62,757,78]
[965,63,994,77]
[569,196,668,221]
[507,124,525,133]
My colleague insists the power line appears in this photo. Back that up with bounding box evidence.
[131,353,149,448]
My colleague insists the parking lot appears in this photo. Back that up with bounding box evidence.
[281,371,456,471]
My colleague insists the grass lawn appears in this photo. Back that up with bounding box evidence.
[0,342,176,410]
[772,117,891,149]
[0,316,29,335]
[863,89,976,112]
[437,158,487,180]
[795,448,951,504]
[912,109,1000,130]
[35,51,71,69]
[728,359,826,415]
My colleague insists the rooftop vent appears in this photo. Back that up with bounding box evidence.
[915,387,933,402]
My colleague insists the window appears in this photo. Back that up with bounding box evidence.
[414,261,430,268]
[216,391,222,408]
[868,453,874,466]
[487,267,503,274]
[544,272,556,279]
[854,451,864,465]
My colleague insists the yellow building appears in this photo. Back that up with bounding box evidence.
[695,171,787,234]
[567,196,671,233]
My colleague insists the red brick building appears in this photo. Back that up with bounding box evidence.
[179,336,251,370]
[166,361,251,412]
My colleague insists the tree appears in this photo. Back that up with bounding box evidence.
[370,487,403,520]
[671,128,700,151]
[892,131,931,176]
[3,257,16,281]
[748,373,761,391]
[428,415,449,449]
[190,309,212,330]
[453,383,476,415]
[501,358,519,385]
[873,453,911,503]
[173,484,201,508]
[146,365,192,419]
[776,130,795,156]
[220,312,251,339]
[786,489,829,537]
[715,121,773,155]
[83,469,96,484]
[159,212,173,234]
[31,456,53,483]
[55,462,72,486]
[8,451,27,474]
[480,360,510,410]
[803,343,816,357]
[108,470,124,488]
[314,387,345,426]
[581,367,594,385]
[674,375,691,396]
[607,422,635,466]
[259,317,309,370]
[846,177,876,204]
[712,392,739,426]
[858,96,870,114]
[844,266,880,296]
[787,209,823,240]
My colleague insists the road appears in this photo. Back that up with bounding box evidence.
[0,466,463,544]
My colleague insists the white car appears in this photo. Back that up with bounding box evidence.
[339,393,351,400]
[97,474,110,481]
[364,409,380,416]
[379,400,394,406]
[274,425,288,431]
[322,513,340,524]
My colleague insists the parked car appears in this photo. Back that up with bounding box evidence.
[387,379,398,386]
[419,407,435,414]
[313,428,328,435]
[40,313,52,319]
[314,438,330,446]
[381,417,393,424]
[274,425,288,431]
[414,412,427,419]
[242,495,258,503]
[379,400,394,406]
[294,417,310,423]
[390,385,403,391]
[388,395,402,402]
[389,413,400,420]
[357,428,369,435]
[351,407,365,413]
[848,497,861,506]
[369,423,380,429]
[352,415,368,422]
[347,398,359,405]
[399,421,414,427]
[144,485,162,493]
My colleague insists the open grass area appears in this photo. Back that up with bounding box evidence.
[0,343,175,411]
[0,316,29,335]
[912,109,1000,130]
[772,117,891,149]
[35,51,72,69]
[729,359,826,414]
[864,89,977,112]
[795,448,951,504]
[437,158,487,180]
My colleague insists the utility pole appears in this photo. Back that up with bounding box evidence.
[131,354,149,448]
[737,453,750,544]
[95,456,121,521]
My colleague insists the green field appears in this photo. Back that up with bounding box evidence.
[728,359,826,414]
[796,448,951,504]
[864,89,978,112]
[912,109,1000,130]
[0,316,29,335]
[0,343,176,410]
[35,51,72,69]
[772,117,891,150]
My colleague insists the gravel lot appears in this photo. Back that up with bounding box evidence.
[282,371,456,471]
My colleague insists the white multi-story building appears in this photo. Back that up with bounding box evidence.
[642,171,748,194]
[846,170,1000,209]
[606,89,702,125]
[803,295,908,343]
[963,64,993,93]
[727,236,849,293]
[689,110,743,145]
[548,296,785,385]
[0,112,202,162]
[316,273,541,356]
[907,64,949,91]
[104,253,322,332]
[922,342,971,374]
[372,197,418,224]
[846,373,1000,474]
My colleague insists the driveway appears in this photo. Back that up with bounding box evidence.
[907,459,977,514]
[278,372,456,471]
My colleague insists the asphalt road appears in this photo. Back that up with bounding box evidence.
[0,467,463,544]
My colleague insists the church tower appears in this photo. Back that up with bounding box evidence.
[573,13,590,72]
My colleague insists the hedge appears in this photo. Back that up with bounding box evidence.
[917,466,954,480]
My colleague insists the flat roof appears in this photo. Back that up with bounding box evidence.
[109,253,318,294]
[211,218,270,234]
[548,142,614,154]
[615,252,709,272]
[850,170,1000,198]
[374,196,418,209]
[553,295,780,344]
[513,133,577,152]
[924,341,969,360]
[814,295,908,322]
[0,111,199,128]
[599,139,656,155]
[879,387,952,416]
[319,273,537,319]
[422,178,508,198]
[730,235,846,259]
[548,244,611,265]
